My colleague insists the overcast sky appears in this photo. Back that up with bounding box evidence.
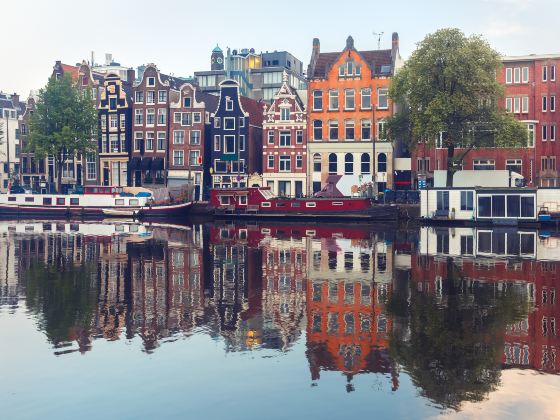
[2,0,559,96]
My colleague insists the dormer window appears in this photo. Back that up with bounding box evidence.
[347,61,353,75]
[147,77,155,87]
[184,97,191,108]
[226,97,233,111]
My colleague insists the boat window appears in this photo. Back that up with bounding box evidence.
[239,196,247,205]
[260,189,274,199]
[129,199,139,206]
[115,199,125,205]
[507,195,521,217]
[130,225,139,232]
[70,198,79,206]
[261,202,271,207]
[291,202,300,208]
[277,202,286,207]
[306,202,317,208]
[8,197,16,202]
[115,225,125,232]
[478,196,491,217]
[492,195,506,217]
[261,228,271,234]
[333,202,343,206]
[57,198,65,205]
[219,196,231,205]
[306,230,316,237]
[43,198,52,205]
[25,197,34,203]
[239,229,247,240]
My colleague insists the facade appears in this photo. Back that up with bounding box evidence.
[262,73,307,197]
[131,64,182,187]
[98,72,133,186]
[411,55,559,189]
[209,80,264,189]
[195,46,306,102]
[306,34,402,195]
[0,92,25,191]
[168,83,218,199]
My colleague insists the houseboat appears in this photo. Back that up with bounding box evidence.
[208,187,399,221]
[420,187,560,226]
[0,185,192,219]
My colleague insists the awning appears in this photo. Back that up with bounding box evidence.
[151,158,164,170]
[129,157,141,170]
[141,157,152,170]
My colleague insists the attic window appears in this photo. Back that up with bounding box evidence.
[347,61,353,75]
[147,77,155,87]
[226,98,233,111]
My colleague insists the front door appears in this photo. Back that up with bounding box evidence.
[103,167,110,186]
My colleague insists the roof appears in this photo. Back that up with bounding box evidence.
[502,54,560,62]
[0,92,26,117]
[240,96,265,126]
[61,63,79,81]
[195,89,219,113]
[212,44,223,53]
[311,49,392,78]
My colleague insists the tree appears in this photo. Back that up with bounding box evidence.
[387,28,527,186]
[27,74,97,192]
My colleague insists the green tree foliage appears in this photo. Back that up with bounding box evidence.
[27,74,97,192]
[387,28,527,186]
[388,257,530,410]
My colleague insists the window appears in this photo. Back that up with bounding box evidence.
[239,135,245,151]
[506,97,513,112]
[361,88,371,109]
[378,88,388,109]
[542,125,548,141]
[224,135,235,154]
[147,77,155,87]
[461,191,473,210]
[146,132,154,150]
[552,65,556,81]
[361,153,370,174]
[224,117,235,130]
[377,153,387,172]
[267,130,275,144]
[328,153,337,174]
[279,131,291,146]
[515,97,527,116]
[543,65,547,82]
[313,90,322,111]
[214,117,220,128]
[214,135,220,151]
[505,68,512,84]
[215,160,226,173]
[514,67,521,83]
[173,151,184,166]
[377,120,386,140]
[461,235,474,255]
[473,159,495,170]
[157,108,166,125]
[328,90,339,110]
[110,134,119,152]
[120,113,126,129]
[346,61,353,75]
[527,124,535,147]
[190,130,201,145]
[57,198,65,205]
[158,90,167,103]
[157,132,165,150]
[43,198,52,205]
[146,108,155,125]
[280,107,290,121]
[541,156,556,171]
[329,120,338,140]
[551,125,556,142]
[279,156,291,172]
[551,96,556,112]
[506,159,522,174]
[173,130,184,144]
[514,97,520,113]
[267,155,274,169]
[522,67,529,83]
[417,158,430,172]
[344,153,354,174]
[313,154,321,172]
[226,98,233,111]
[146,90,155,104]
[313,120,322,140]
[543,96,548,112]
[70,198,80,206]
[134,132,143,151]
[344,89,355,109]
[110,114,118,129]
[189,150,200,166]
[296,155,303,169]
[345,120,354,140]
[182,97,192,108]
[437,191,449,211]
[239,116,245,127]
[296,130,303,144]
[86,154,96,181]
[339,65,344,76]
[135,91,144,103]
[361,119,371,140]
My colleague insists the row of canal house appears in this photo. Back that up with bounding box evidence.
[413,54,560,189]
[18,34,404,198]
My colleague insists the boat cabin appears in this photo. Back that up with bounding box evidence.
[84,186,125,195]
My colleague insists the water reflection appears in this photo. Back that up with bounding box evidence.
[0,221,558,412]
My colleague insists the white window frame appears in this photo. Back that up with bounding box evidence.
[173,130,184,145]
[224,117,236,130]
[505,68,513,84]
[224,135,236,154]
[361,88,371,109]
[173,150,184,166]
[279,156,291,172]
[513,67,521,83]
[543,96,548,112]
[267,155,274,169]
[147,77,156,87]
[513,97,520,113]
[505,97,512,113]
[543,65,548,82]
[522,67,529,83]
[377,88,388,109]
[522,96,529,113]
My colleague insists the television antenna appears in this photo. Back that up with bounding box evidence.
[373,31,384,50]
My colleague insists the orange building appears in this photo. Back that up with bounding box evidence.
[306,34,402,195]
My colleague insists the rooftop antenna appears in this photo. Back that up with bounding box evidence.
[373,31,384,50]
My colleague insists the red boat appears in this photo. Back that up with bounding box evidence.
[208,187,399,221]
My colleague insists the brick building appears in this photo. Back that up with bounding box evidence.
[262,72,307,197]
[306,34,402,195]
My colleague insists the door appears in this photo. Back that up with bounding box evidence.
[295,181,303,198]
[279,181,290,197]
[103,167,110,186]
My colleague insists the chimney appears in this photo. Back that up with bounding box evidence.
[308,38,321,79]
[392,32,399,55]
[12,93,19,105]
[127,68,136,83]
[346,35,354,50]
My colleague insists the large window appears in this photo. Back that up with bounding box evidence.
[361,88,371,109]
[378,88,388,109]
[345,120,355,140]
[190,130,201,145]
[344,89,355,110]
[313,154,321,172]
[146,108,155,125]
[377,153,387,172]
[189,151,200,166]
[436,191,449,211]
[329,120,338,140]
[224,135,235,154]
[329,90,339,110]
[313,90,322,111]
[328,153,337,174]
[279,131,291,146]
[361,154,370,174]
[135,109,143,125]
[280,107,290,121]
[224,117,235,130]
[506,159,522,174]
[313,120,322,140]
[173,151,184,166]
[279,156,291,172]
[86,154,96,181]
[473,159,495,170]
[361,120,371,140]
[344,153,354,174]
[460,191,473,211]
[477,194,535,219]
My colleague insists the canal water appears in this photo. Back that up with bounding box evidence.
[0,221,558,419]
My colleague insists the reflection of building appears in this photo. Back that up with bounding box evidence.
[415,226,559,374]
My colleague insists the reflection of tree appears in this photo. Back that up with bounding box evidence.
[22,260,98,352]
[389,257,529,410]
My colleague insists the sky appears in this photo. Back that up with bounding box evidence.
[2,0,559,97]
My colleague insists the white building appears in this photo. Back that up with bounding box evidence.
[0,92,25,192]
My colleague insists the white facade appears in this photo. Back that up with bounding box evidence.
[0,106,21,192]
